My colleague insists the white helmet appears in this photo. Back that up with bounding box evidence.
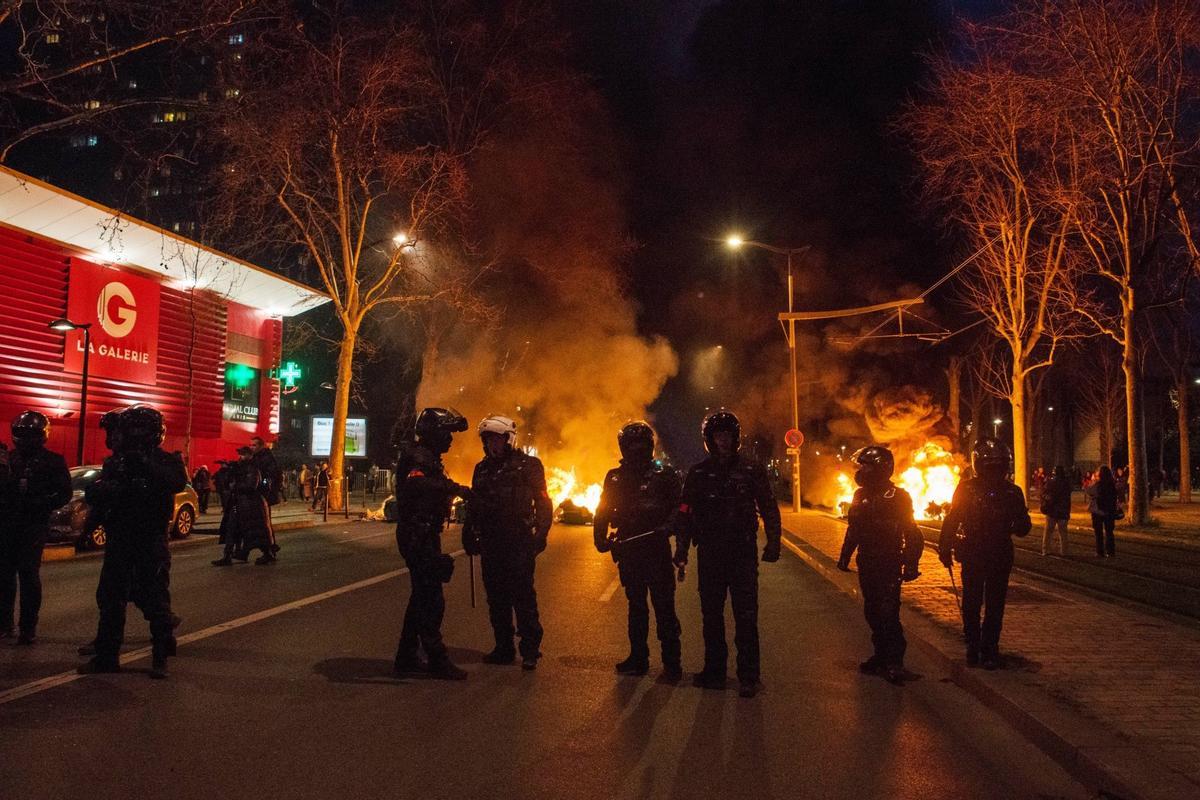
[478,414,517,447]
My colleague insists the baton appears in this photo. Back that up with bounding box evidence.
[469,553,476,609]
[947,562,961,610]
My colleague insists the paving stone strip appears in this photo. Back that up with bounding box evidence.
[781,509,1200,800]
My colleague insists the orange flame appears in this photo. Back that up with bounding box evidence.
[836,441,961,521]
[547,466,602,513]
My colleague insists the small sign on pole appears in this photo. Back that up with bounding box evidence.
[784,429,804,449]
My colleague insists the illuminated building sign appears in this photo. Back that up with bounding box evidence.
[63,260,161,384]
[223,362,260,422]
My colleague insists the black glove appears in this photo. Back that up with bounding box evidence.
[533,533,548,555]
[762,542,781,563]
[939,551,953,569]
[593,530,611,554]
[462,527,481,556]
[902,565,920,582]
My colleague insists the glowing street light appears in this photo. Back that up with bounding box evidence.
[722,232,812,513]
[392,232,410,246]
[993,417,1003,437]
[48,318,92,465]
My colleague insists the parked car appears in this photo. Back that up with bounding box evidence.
[47,466,200,549]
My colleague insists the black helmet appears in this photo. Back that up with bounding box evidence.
[972,437,1011,479]
[98,407,126,450]
[414,407,467,454]
[702,409,740,455]
[11,410,49,448]
[851,445,894,487]
[120,404,165,451]
[618,421,655,461]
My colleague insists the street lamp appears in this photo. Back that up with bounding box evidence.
[992,417,1003,437]
[726,234,811,513]
[48,318,92,466]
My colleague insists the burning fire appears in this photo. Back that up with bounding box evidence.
[835,441,961,521]
[547,466,602,513]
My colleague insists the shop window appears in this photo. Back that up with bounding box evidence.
[45,33,60,44]
[127,79,138,89]
[85,99,100,110]
[228,33,245,45]
[223,363,261,423]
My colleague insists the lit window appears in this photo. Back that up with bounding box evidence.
[87,134,98,146]
[224,87,241,99]
[69,135,98,148]
[149,187,161,197]
[172,222,182,232]
[162,111,176,122]
[45,33,60,44]
[228,33,245,45]
[127,79,138,89]
[85,99,100,110]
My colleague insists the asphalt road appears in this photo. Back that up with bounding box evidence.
[1,520,1089,800]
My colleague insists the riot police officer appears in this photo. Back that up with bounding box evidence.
[463,415,552,670]
[938,437,1031,670]
[393,407,471,680]
[672,410,781,698]
[78,405,187,679]
[593,421,683,681]
[0,411,71,644]
[836,445,923,684]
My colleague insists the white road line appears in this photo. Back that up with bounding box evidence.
[598,576,622,602]
[0,549,465,707]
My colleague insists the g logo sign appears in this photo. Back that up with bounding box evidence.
[97,282,137,338]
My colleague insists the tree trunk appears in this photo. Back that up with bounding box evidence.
[1179,372,1192,503]
[947,356,962,445]
[1011,368,1028,495]
[328,327,357,512]
[1123,297,1148,523]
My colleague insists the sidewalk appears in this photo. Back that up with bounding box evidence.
[194,499,338,533]
[781,509,1200,800]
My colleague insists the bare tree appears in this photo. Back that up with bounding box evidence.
[904,32,1088,494]
[210,2,573,507]
[0,0,276,160]
[999,0,1200,522]
[1075,340,1125,470]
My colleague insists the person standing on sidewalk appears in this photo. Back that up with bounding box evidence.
[393,408,472,680]
[313,462,330,511]
[0,411,71,645]
[672,409,781,698]
[463,415,553,671]
[1085,465,1119,558]
[939,437,1031,670]
[1040,465,1072,557]
[836,445,923,685]
[192,464,212,515]
[592,421,683,682]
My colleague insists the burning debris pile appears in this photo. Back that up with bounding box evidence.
[826,386,964,521]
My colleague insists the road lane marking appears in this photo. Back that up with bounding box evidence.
[0,549,465,707]
[599,577,622,602]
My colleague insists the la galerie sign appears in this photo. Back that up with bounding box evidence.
[63,260,161,385]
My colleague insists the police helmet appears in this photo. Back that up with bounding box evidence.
[701,409,740,454]
[478,414,518,448]
[98,407,126,450]
[971,437,1011,479]
[617,421,655,461]
[851,445,894,487]
[414,407,468,454]
[119,404,165,451]
[11,410,49,448]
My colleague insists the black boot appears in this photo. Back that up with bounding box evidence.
[482,646,516,665]
[659,662,683,683]
[17,631,36,645]
[393,651,425,674]
[738,680,762,699]
[966,646,980,667]
[78,640,98,656]
[615,655,650,675]
[859,656,883,674]
[692,671,727,690]
[255,551,277,565]
[77,657,121,675]
[211,557,233,566]
[149,641,169,679]
[881,664,905,685]
[427,656,468,681]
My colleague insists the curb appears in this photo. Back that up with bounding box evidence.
[42,515,336,563]
[781,523,1197,800]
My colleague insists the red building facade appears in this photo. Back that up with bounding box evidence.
[0,168,326,469]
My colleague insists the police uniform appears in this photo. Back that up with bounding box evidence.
[838,484,921,673]
[85,442,187,673]
[0,436,71,641]
[939,475,1031,665]
[464,449,552,663]
[675,453,781,687]
[394,442,461,672]
[593,457,682,673]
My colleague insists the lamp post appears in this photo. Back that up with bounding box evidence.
[49,318,92,466]
[726,236,812,513]
[992,417,1003,438]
